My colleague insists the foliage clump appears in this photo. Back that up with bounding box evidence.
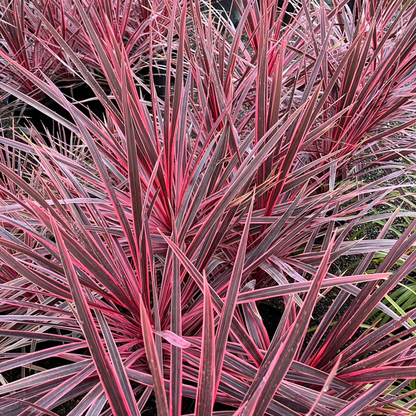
[0,0,416,414]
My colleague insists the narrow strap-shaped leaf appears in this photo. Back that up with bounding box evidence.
[0,342,87,374]
[195,274,215,416]
[336,381,393,416]
[95,308,140,415]
[170,216,183,415]
[305,355,342,416]
[0,361,90,396]
[236,273,390,303]
[139,296,169,416]
[0,397,59,416]
[215,194,255,388]
[339,366,416,383]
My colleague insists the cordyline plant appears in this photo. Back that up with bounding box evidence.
[0,0,416,414]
